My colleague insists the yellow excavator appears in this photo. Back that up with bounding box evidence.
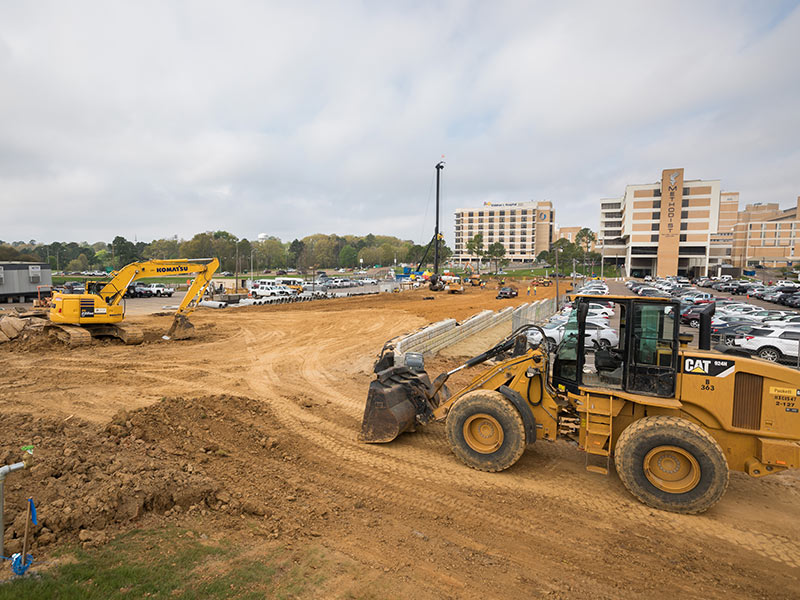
[49,258,219,346]
[361,295,800,514]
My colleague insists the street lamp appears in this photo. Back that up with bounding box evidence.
[554,247,561,310]
[250,248,257,288]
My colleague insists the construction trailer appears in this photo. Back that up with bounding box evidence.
[0,262,52,303]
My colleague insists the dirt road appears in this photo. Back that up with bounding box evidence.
[1,283,799,598]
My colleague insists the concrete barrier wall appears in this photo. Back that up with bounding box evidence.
[393,298,557,365]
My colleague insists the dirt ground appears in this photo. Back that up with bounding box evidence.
[1,283,799,599]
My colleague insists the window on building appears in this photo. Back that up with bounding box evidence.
[680,234,687,242]
[654,189,662,197]
[682,199,689,207]
[499,210,505,216]
[652,212,660,220]
[683,187,690,195]
[651,234,659,242]
[652,201,661,209]
[651,223,659,231]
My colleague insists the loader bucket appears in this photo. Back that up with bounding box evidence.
[164,314,195,340]
[360,366,435,443]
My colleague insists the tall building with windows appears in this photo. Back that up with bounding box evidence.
[453,201,554,263]
[730,198,800,268]
[597,168,727,277]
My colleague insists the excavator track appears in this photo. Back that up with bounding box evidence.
[83,323,144,345]
[110,323,144,345]
[47,324,93,348]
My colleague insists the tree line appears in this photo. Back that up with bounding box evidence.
[0,232,453,274]
[461,227,599,273]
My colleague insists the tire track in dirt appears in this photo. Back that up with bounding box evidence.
[235,314,800,570]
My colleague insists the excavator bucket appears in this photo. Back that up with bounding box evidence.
[164,314,195,340]
[360,345,440,443]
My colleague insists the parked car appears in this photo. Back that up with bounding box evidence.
[250,284,291,297]
[763,315,800,327]
[61,281,86,294]
[746,310,795,322]
[527,321,619,351]
[734,326,800,362]
[145,283,174,297]
[496,287,518,299]
[712,323,756,346]
[681,308,712,328]
[125,282,154,298]
[681,292,713,304]
[716,304,760,317]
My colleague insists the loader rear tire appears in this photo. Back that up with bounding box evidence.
[446,390,525,472]
[614,416,729,514]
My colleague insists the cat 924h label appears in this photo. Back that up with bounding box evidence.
[683,357,734,377]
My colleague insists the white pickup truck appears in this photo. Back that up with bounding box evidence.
[250,282,293,297]
[145,283,175,297]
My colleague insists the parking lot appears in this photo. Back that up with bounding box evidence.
[614,278,800,366]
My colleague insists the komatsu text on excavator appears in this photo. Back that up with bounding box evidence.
[360,295,800,514]
[48,258,219,346]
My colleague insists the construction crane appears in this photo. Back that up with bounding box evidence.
[48,258,219,346]
[361,296,800,514]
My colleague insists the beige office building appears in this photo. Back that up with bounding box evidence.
[598,168,725,277]
[730,197,800,268]
[453,201,554,263]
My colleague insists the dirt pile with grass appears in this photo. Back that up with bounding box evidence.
[1,395,305,557]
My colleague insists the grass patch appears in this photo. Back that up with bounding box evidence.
[0,528,326,600]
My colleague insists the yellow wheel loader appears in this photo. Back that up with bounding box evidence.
[360,295,800,514]
[49,258,219,346]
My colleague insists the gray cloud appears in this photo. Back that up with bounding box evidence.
[1,0,798,245]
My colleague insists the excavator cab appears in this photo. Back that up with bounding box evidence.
[553,295,680,398]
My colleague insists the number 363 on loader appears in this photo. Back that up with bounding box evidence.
[360,296,800,514]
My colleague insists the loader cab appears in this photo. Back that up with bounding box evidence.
[552,295,680,398]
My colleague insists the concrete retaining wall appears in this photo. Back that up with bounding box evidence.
[393,298,557,365]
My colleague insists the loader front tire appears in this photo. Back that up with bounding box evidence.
[446,390,525,472]
[614,416,729,514]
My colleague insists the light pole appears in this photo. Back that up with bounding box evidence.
[600,240,605,279]
[250,248,257,288]
[235,243,239,291]
[433,161,445,280]
[572,258,576,288]
[554,247,561,310]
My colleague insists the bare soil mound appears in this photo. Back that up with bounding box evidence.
[1,395,304,557]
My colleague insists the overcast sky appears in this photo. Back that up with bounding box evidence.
[1,1,799,246]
